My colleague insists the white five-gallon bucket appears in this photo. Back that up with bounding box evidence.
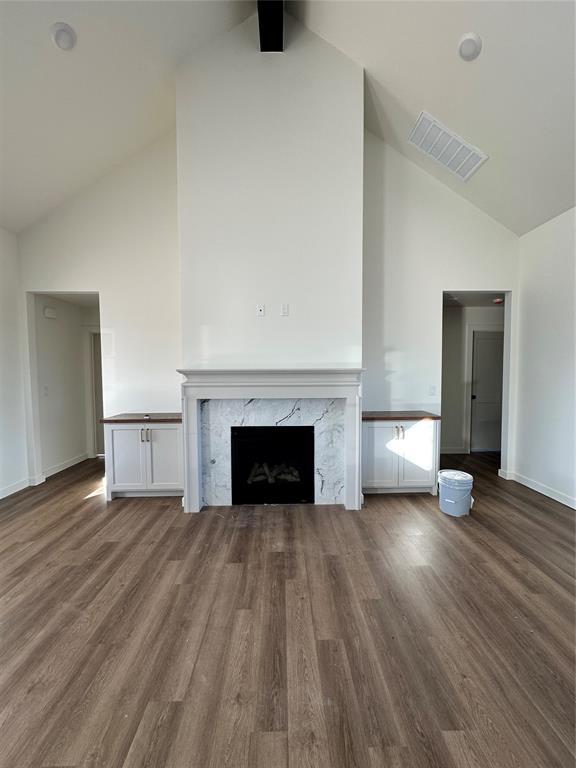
[438,470,474,517]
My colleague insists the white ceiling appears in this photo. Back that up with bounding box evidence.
[1,1,574,235]
[0,0,253,233]
[290,0,576,235]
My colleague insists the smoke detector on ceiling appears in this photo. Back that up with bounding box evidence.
[408,111,488,182]
[51,22,77,51]
[459,33,483,62]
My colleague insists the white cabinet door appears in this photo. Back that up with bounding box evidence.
[398,419,436,488]
[362,423,399,488]
[108,426,147,491]
[147,426,183,490]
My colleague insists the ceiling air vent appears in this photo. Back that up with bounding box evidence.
[408,111,488,182]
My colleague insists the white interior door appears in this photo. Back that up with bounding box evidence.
[471,330,504,452]
[362,423,399,488]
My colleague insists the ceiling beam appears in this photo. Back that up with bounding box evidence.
[257,1,284,52]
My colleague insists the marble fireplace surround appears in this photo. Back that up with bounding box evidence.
[178,368,363,512]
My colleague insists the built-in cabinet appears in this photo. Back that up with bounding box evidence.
[362,412,440,495]
[102,414,183,500]
[101,409,438,504]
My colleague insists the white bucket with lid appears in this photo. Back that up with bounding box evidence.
[438,470,474,517]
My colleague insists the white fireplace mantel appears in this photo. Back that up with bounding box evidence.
[178,367,363,512]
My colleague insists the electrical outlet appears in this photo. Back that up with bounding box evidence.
[256,304,265,317]
[280,303,289,316]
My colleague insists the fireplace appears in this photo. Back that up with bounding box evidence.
[178,368,362,512]
[231,426,314,505]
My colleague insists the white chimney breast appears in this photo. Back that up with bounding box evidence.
[176,14,364,369]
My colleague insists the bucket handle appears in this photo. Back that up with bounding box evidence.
[444,493,474,505]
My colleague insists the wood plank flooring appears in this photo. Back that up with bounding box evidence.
[0,454,573,767]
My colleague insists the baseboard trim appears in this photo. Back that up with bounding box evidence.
[499,470,575,509]
[111,490,183,498]
[441,447,468,455]
[44,453,89,478]
[363,487,437,496]
[0,478,29,500]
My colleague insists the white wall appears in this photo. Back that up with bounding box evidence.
[363,133,518,414]
[9,80,573,512]
[0,227,28,498]
[18,133,181,418]
[177,14,364,368]
[511,208,575,507]
[33,295,89,476]
[441,305,505,452]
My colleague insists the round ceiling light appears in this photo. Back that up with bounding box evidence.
[458,32,482,62]
[51,22,77,51]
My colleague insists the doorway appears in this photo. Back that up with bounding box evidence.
[26,292,103,480]
[440,291,510,473]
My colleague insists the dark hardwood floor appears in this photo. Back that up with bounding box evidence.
[0,455,573,767]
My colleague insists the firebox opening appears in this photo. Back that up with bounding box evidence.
[231,426,314,505]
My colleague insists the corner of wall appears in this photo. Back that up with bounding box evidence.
[0,227,30,498]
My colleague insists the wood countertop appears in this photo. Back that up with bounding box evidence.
[362,410,441,421]
[100,413,182,424]
[102,411,439,424]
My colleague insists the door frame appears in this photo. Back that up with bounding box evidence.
[23,292,44,485]
[85,330,104,457]
[23,291,102,483]
[441,290,514,476]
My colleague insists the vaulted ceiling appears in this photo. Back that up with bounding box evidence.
[291,0,575,235]
[1,1,574,235]
[0,1,253,233]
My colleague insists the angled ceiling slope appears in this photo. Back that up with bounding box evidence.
[290,0,576,235]
[0,0,254,233]
[2,1,573,236]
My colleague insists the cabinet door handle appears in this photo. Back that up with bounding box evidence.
[394,426,399,440]
[401,425,405,440]
[146,428,150,442]
[140,428,144,442]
